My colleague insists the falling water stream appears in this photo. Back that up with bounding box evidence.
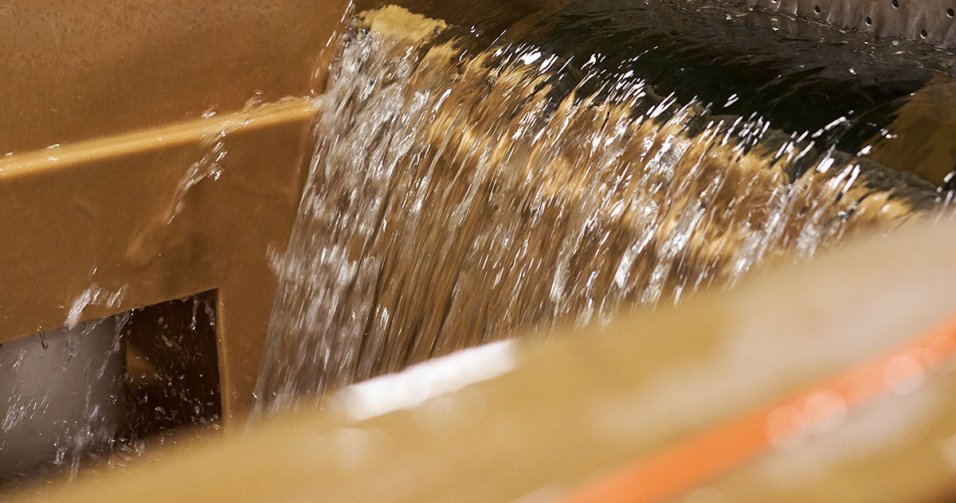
[254,4,945,413]
[2,0,954,485]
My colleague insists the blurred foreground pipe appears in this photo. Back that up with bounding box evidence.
[13,216,956,502]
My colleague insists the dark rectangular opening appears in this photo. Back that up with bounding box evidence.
[0,291,222,490]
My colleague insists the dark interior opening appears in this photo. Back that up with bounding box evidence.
[0,291,222,491]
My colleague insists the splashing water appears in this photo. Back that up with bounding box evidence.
[0,317,126,482]
[252,6,940,413]
[0,293,220,486]
[65,284,127,330]
[164,131,226,226]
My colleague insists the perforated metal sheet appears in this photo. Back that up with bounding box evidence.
[742,0,956,48]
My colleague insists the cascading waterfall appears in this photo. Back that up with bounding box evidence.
[254,5,942,413]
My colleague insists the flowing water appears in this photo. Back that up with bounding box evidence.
[254,4,946,413]
[0,294,220,486]
[3,0,954,484]
[0,317,125,481]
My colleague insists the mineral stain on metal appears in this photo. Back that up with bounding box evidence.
[255,2,951,413]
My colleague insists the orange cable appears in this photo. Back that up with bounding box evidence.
[562,316,956,503]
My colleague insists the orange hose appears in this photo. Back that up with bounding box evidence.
[562,316,956,503]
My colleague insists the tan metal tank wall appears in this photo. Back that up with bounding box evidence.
[0,0,351,421]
